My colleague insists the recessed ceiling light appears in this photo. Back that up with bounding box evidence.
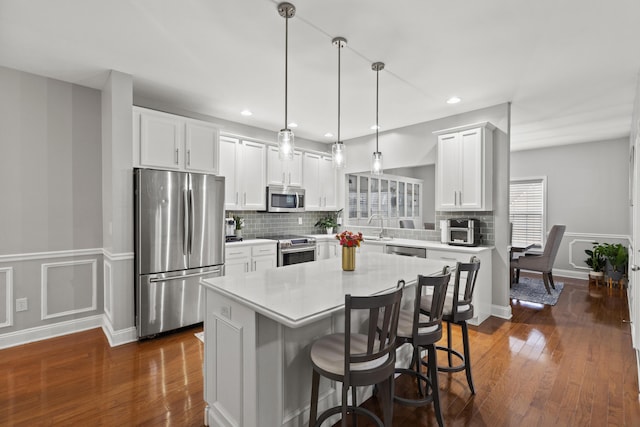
[324,132,334,138]
[288,122,298,128]
[447,96,461,104]
[370,125,381,130]
[241,109,252,116]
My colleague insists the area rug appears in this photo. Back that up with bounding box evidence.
[194,331,204,343]
[510,276,564,306]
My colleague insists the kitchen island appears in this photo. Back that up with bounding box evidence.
[200,252,453,427]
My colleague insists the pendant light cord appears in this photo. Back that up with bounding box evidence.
[337,40,341,144]
[284,15,289,130]
[375,67,379,152]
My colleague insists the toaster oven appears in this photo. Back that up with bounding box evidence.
[447,218,481,247]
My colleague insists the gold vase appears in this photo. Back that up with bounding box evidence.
[342,246,356,271]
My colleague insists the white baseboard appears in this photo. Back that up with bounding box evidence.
[101,315,137,347]
[553,268,589,280]
[0,315,103,350]
[491,304,512,320]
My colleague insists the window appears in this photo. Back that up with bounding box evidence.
[509,178,546,247]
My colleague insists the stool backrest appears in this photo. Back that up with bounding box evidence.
[413,268,451,346]
[344,280,404,386]
[451,256,481,322]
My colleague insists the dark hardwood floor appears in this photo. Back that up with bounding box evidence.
[1,275,639,426]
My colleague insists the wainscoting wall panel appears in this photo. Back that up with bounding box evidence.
[103,260,113,323]
[0,267,13,328]
[40,259,97,320]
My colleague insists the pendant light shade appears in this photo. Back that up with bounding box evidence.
[371,62,384,175]
[331,37,347,169]
[277,2,296,160]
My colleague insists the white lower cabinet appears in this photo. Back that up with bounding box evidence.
[251,243,277,271]
[317,240,340,260]
[358,241,386,254]
[225,242,277,277]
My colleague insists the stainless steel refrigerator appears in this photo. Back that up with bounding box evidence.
[134,168,225,338]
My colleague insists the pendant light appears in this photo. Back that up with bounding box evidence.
[371,62,384,175]
[277,2,296,160]
[331,37,347,168]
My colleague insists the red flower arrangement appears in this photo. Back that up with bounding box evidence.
[336,230,364,248]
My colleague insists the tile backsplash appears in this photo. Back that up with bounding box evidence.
[227,209,494,246]
[226,211,335,238]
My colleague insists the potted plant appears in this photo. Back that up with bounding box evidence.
[233,215,244,238]
[584,242,606,280]
[593,242,628,283]
[314,209,342,234]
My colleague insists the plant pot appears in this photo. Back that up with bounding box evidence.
[588,271,604,279]
[235,229,242,238]
[342,246,356,271]
[326,227,334,235]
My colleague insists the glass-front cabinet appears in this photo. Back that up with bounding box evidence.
[346,172,424,228]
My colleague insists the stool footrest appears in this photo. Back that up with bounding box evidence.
[435,345,466,373]
[393,368,435,407]
[314,404,383,427]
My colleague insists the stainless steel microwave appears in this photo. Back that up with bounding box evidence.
[266,185,305,213]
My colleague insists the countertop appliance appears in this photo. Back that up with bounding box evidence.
[447,218,481,247]
[266,185,305,213]
[134,168,225,338]
[258,234,317,266]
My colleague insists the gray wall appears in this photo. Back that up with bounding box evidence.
[0,66,104,335]
[511,137,630,276]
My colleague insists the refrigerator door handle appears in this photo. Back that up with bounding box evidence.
[188,188,194,255]
[183,189,189,255]
[148,268,223,283]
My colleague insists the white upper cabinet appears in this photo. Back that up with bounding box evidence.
[185,121,220,173]
[267,146,303,187]
[219,136,266,210]
[434,122,494,211]
[303,152,337,211]
[134,107,219,174]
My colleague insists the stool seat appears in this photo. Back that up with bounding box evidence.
[310,333,390,375]
[308,282,405,427]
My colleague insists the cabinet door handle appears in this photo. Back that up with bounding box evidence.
[323,196,326,207]
[235,192,239,205]
[253,260,256,271]
[175,148,179,164]
[187,149,191,166]
[319,197,322,206]
[244,192,247,205]
[282,172,285,183]
[288,172,291,184]
[245,262,249,273]
[459,191,463,205]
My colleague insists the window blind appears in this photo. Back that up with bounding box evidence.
[510,179,545,247]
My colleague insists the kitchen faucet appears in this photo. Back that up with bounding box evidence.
[367,214,384,238]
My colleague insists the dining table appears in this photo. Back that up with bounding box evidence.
[509,242,535,284]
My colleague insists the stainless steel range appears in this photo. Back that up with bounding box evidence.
[259,235,317,267]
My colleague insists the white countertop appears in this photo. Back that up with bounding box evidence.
[307,233,493,253]
[225,238,278,247]
[201,252,451,328]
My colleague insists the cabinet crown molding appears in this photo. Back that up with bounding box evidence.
[432,121,496,136]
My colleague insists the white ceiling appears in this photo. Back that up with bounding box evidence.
[1,0,639,151]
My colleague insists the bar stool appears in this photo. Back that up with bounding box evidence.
[393,269,451,427]
[421,257,480,394]
[308,281,405,427]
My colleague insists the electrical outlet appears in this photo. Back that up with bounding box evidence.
[298,217,302,225]
[16,298,28,312]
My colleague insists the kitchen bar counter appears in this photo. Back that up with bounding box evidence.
[200,253,452,427]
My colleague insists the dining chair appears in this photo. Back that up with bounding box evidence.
[510,225,566,294]
[393,268,451,427]
[421,256,481,395]
[308,281,405,427]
